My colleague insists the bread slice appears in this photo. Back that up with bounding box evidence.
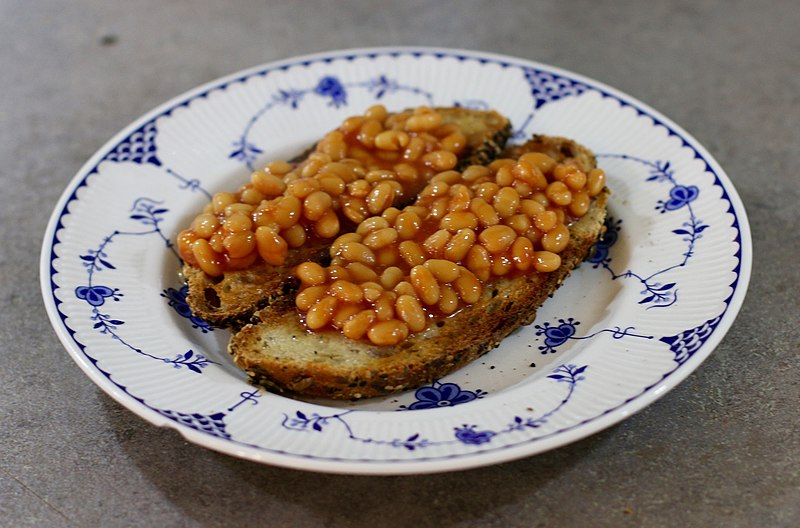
[183,108,512,328]
[228,135,609,399]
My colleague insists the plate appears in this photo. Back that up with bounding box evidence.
[41,47,751,474]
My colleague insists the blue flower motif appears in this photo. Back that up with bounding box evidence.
[406,382,483,410]
[161,286,213,333]
[659,185,699,212]
[314,76,347,107]
[588,217,620,267]
[75,285,120,307]
[454,424,496,445]
[535,318,579,353]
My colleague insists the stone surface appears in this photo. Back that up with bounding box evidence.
[1,0,798,526]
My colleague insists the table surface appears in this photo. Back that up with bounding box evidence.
[2,1,798,526]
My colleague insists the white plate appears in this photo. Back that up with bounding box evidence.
[41,47,751,474]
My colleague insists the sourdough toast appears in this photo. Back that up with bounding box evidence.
[183,107,511,328]
[228,135,609,399]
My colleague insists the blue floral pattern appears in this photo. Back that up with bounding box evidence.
[534,318,653,354]
[401,381,485,410]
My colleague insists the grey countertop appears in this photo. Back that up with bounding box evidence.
[2,1,798,526]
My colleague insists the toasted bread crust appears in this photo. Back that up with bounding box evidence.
[183,108,512,327]
[228,136,609,399]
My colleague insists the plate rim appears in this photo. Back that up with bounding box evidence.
[39,46,752,475]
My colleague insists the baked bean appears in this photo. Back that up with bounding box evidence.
[506,214,531,234]
[462,164,491,182]
[305,295,338,330]
[330,232,361,256]
[440,211,478,232]
[541,223,570,253]
[314,209,340,238]
[374,292,397,321]
[465,244,491,282]
[192,239,224,277]
[346,262,379,283]
[347,178,371,198]
[533,210,558,232]
[264,160,293,176]
[395,210,422,239]
[296,261,327,286]
[208,232,225,254]
[255,226,288,265]
[405,111,441,132]
[520,199,545,217]
[339,241,376,266]
[191,213,219,238]
[341,196,369,224]
[518,152,557,174]
[492,254,513,276]
[475,182,500,201]
[410,265,440,306]
[375,245,399,267]
[361,282,384,302]
[454,268,482,304]
[587,168,606,197]
[223,232,255,259]
[393,163,418,183]
[493,187,520,218]
[374,130,410,150]
[422,150,458,171]
[565,170,587,191]
[423,229,451,258]
[479,225,517,253]
[367,181,396,214]
[424,197,447,220]
[395,295,427,332]
[365,169,396,183]
[495,165,514,187]
[240,186,266,206]
[296,285,327,310]
[470,197,500,226]
[399,241,427,267]
[212,192,237,215]
[431,170,462,185]
[331,304,361,329]
[403,136,426,161]
[303,191,333,221]
[367,319,409,345]
[424,259,461,283]
[318,131,347,160]
[447,184,472,212]
[444,228,477,262]
[363,227,399,249]
[300,158,326,179]
[356,216,389,235]
[440,131,467,154]
[380,266,405,290]
[326,265,352,282]
[437,285,460,315]
[511,236,534,271]
[392,280,416,298]
[531,191,550,208]
[546,181,573,206]
[381,206,402,224]
[534,251,561,272]
[569,190,591,217]
[340,309,374,339]
[329,279,364,303]
[364,104,388,122]
[357,118,383,148]
[273,195,302,229]
[282,223,307,248]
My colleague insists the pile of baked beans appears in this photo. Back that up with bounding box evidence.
[177,105,467,276]
[295,151,605,346]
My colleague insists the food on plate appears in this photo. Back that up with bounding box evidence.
[226,135,608,399]
[177,105,511,327]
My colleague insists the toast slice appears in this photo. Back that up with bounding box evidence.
[228,135,609,399]
[183,107,512,328]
